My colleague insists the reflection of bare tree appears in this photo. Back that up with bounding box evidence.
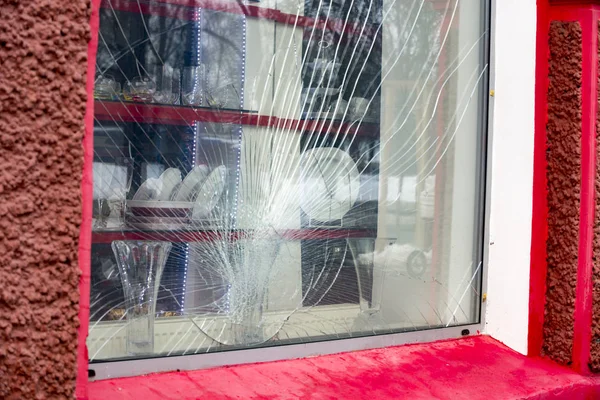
[379,1,442,82]
[96,7,192,80]
[96,5,244,99]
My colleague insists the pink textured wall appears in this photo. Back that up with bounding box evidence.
[543,20,582,366]
[0,1,90,398]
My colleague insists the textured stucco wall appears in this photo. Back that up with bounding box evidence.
[0,1,90,398]
[542,20,582,366]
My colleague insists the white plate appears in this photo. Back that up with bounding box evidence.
[173,165,210,202]
[300,147,360,222]
[131,177,162,201]
[155,168,182,201]
[192,166,227,219]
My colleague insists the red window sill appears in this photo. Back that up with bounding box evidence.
[86,335,600,399]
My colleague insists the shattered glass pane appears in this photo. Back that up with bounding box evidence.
[88,0,488,361]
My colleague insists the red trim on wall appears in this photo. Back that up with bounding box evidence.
[529,2,600,365]
[535,3,600,371]
[77,0,101,398]
[528,0,550,358]
[572,6,599,375]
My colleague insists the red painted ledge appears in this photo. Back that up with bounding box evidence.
[87,336,600,400]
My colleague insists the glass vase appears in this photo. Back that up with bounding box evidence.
[112,241,172,355]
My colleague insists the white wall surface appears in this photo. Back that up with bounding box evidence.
[484,0,536,354]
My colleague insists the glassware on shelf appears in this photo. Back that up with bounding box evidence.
[112,241,172,355]
[205,67,240,109]
[182,65,205,106]
[92,162,113,229]
[206,82,239,109]
[112,81,122,100]
[106,157,134,229]
[153,65,181,105]
[94,74,121,100]
[123,76,156,103]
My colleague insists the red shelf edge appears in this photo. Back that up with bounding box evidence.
[92,228,377,243]
[94,101,379,137]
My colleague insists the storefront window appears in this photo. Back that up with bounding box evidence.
[89,0,488,362]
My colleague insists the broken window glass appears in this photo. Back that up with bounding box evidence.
[88,0,488,362]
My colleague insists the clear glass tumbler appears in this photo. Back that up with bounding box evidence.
[106,157,134,229]
[153,65,181,105]
[123,76,156,103]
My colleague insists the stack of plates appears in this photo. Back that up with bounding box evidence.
[127,165,227,230]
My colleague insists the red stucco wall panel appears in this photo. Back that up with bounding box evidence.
[0,1,90,398]
[543,20,583,366]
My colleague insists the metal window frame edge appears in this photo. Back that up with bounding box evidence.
[477,0,494,334]
[89,322,483,380]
